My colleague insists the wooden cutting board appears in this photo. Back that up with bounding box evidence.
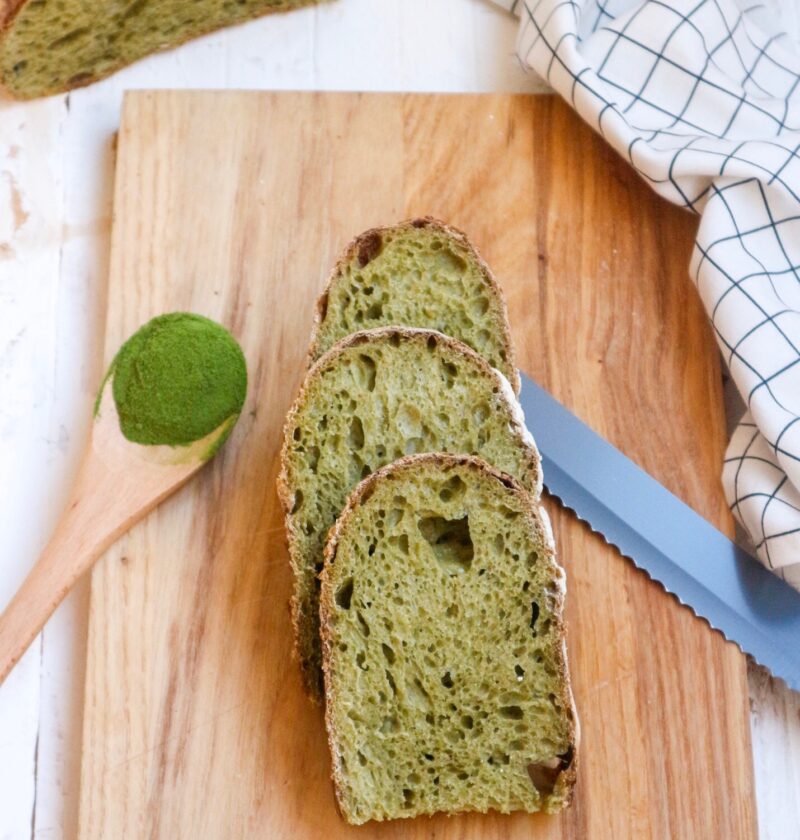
[78,91,756,839]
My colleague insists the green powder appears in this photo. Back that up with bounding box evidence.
[98,312,247,457]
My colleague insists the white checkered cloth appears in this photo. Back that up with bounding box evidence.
[494,0,800,589]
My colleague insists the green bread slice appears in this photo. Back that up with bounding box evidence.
[278,327,541,697]
[308,218,520,393]
[320,453,578,824]
[0,0,320,99]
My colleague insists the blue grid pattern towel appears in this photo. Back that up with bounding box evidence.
[494,0,800,589]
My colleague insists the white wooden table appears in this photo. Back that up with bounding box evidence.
[0,1,798,837]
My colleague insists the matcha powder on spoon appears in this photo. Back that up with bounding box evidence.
[98,312,248,457]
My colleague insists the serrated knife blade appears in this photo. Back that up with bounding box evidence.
[519,372,800,692]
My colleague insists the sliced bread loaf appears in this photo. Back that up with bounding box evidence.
[0,0,319,98]
[320,453,578,824]
[278,327,541,697]
[308,218,520,392]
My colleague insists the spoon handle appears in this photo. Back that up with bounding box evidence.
[0,438,199,686]
[0,460,116,683]
[0,496,111,683]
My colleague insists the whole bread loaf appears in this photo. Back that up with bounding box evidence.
[278,327,541,698]
[308,217,520,393]
[320,453,578,824]
[0,0,320,98]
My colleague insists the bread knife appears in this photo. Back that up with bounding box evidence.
[519,373,800,691]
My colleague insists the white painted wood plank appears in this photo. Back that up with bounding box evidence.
[0,97,67,840]
[30,88,118,839]
[749,663,800,840]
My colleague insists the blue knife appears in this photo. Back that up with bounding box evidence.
[519,372,800,692]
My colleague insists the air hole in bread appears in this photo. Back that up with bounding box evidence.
[528,764,561,796]
[473,402,491,424]
[530,602,540,633]
[348,416,365,450]
[500,705,524,720]
[290,490,303,514]
[389,533,409,555]
[441,360,459,387]
[335,578,354,610]
[356,611,370,637]
[355,354,376,391]
[385,669,397,695]
[381,715,400,734]
[471,296,490,316]
[527,747,572,795]
[404,437,424,455]
[406,677,431,710]
[438,474,466,502]
[418,515,473,575]
[440,248,468,273]
[49,26,88,48]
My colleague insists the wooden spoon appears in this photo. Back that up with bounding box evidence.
[0,384,231,685]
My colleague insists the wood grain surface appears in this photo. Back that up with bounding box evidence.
[78,91,756,839]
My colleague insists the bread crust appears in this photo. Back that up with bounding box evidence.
[0,0,322,99]
[277,326,541,700]
[307,217,521,395]
[0,0,25,31]
[318,452,578,823]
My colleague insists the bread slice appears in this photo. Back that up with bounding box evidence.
[308,218,520,393]
[320,453,578,824]
[278,327,541,697]
[0,0,319,98]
